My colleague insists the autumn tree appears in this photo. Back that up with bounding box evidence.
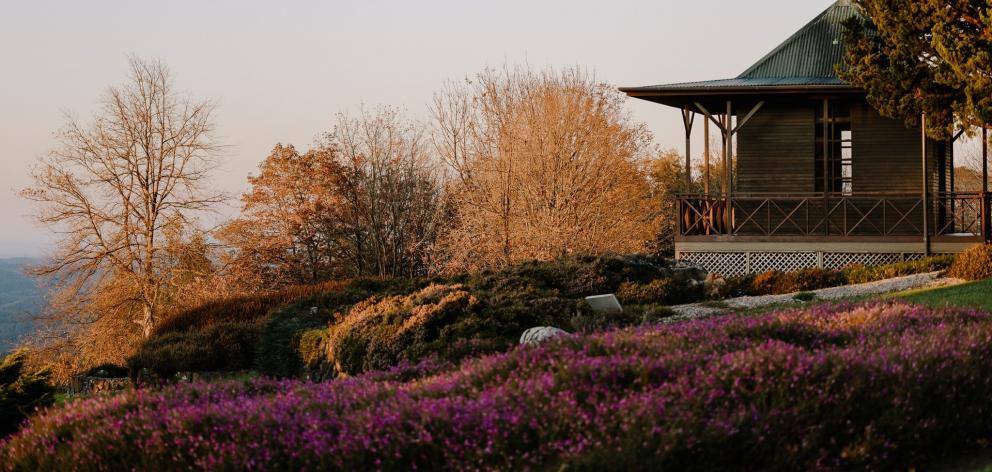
[324,106,447,278]
[841,0,992,136]
[644,149,702,257]
[221,107,446,286]
[22,220,222,385]
[431,66,658,272]
[218,145,342,288]
[22,56,224,340]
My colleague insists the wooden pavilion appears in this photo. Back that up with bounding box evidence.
[621,0,990,275]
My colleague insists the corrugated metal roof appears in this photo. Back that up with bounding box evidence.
[739,0,856,79]
[633,77,849,90]
[622,0,859,94]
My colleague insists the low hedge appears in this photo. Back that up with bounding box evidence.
[130,255,692,380]
[711,255,956,300]
[128,253,956,381]
[843,254,956,284]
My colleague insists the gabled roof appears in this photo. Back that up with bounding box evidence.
[621,0,860,98]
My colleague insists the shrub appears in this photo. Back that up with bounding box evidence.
[152,280,347,336]
[632,303,676,324]
[297,329,329,368]
[948,244,992,281]
[844,254,956,284]
[129,253,959,382]
[568,304,647,333]
[133,254,696,380]
[127,320,262,379]
[130,278,426,378]
[616,279,673,304]
[463,254,679,298]
[10,302,992,470]
[785,267,845,292]
[0,351,54,438]
[708,273,753,299]
[724,257,953,300]
[749,270,786,295]
[617,278,704,305]
[327,284,482,376]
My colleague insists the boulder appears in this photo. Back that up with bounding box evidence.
[519,326,569,345]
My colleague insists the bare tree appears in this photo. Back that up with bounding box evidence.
[220,107,447,286]
[21,56,224,339]
[326,106,447,278]
[431,66,659,272]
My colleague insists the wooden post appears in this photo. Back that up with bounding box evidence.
[822,99,830,236]
[949,140,955,193]
[984,126,989,242]
[922,114,930,256]
[984,126,989,194]
[725,101,733,232]
[682,106,695,187]
[721,114,728,195]
[948,137,955,235]
[704,118,710,194]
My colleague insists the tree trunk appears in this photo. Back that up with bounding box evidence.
[141,303,154,339]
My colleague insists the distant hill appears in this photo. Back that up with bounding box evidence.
[0,258,44,355]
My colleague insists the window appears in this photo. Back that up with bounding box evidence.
[815,101,853,194]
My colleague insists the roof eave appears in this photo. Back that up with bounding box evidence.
[620,84,860,97]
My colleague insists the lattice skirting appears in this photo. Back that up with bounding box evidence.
[680,251,930,276]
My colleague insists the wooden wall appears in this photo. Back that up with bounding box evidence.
[730,98,950,237]
[736,104,815,193]
[734,99,945,195]
[850,102,943,194]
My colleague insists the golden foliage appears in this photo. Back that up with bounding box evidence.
[326,284,477,375]
[431,66,660,272]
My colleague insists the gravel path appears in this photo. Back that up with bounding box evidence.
[667,271,963,323]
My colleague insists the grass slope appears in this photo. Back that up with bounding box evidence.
[896,279,992,312]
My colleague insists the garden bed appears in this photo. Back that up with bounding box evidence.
[669,271,963,321]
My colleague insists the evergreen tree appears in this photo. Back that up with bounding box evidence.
[840,0,991,137]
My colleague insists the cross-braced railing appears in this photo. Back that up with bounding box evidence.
[677,192,990,239]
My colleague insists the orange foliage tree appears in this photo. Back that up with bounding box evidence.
[431,66,659,272]
[220,107,447,288]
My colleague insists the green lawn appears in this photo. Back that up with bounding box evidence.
[893,279,992,312]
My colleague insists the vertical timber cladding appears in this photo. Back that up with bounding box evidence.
[850,102,944,194]
[736,103,816,194]
[735,102,817,236]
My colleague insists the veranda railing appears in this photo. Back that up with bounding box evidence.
[676,192,990,239]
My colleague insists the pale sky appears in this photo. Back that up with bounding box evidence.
[0,0,835,258]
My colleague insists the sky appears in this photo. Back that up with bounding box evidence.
[0,0,837,258]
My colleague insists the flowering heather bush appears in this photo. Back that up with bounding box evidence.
[7,301,992,470]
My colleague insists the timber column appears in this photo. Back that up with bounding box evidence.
[921,114,930,256]
[984,126,990,242]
